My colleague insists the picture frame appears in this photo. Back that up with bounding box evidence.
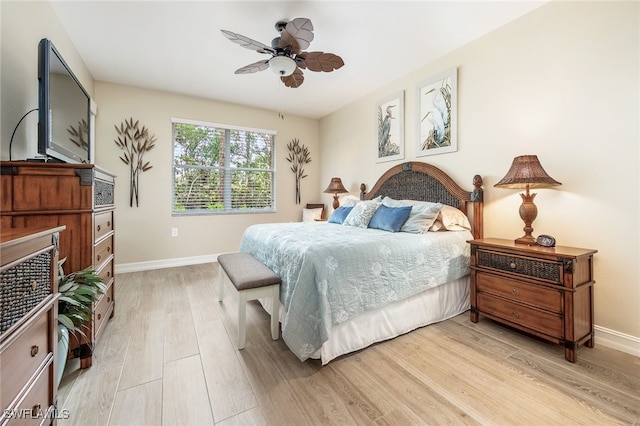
[416,68,457,157]
[376,91,404,163]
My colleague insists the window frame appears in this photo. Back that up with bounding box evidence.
[171,118,277,216]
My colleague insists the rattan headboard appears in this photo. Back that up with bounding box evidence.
[361,162,483,239]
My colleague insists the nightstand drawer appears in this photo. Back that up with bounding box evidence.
[477,250,561,285]
[477,293,563,338]
[477,272,563,313]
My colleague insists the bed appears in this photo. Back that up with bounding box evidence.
[239,161,483,364]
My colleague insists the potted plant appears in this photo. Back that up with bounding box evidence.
[56,259,106,386]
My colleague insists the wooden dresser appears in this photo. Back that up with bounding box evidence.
[1,226,64,424]
[1,162,116,368]
[468,238,597,362]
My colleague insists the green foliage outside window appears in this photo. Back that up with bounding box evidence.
[172,121,275,214]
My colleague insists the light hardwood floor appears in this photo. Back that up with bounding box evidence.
[58,264,640,425]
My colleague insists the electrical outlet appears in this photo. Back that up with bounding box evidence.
[171,227,178,237]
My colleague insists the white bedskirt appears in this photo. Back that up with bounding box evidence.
[260,276,470,364]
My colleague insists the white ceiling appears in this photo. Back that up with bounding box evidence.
[49,1,546,119]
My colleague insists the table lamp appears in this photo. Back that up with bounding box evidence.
[494,155,561,245]
[323,177,348,209]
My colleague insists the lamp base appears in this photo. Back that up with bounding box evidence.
[514,235,537,246]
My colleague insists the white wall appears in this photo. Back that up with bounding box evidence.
[93,82,320,268]
[0,1,94,161]
[320,1,639,341]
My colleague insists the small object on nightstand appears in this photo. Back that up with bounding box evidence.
[536,234,556,247]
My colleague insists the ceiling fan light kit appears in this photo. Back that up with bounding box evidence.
[221,17,344,88]
[269,55,297,77]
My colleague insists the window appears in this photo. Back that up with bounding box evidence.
[172,119,275,215]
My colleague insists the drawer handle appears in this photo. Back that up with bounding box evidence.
[32,404,41,415]
[97,254,101,261]
[511,288,520,297]
[31,280,38,291]
[98,313,102,320]
[30,345,39,357]
[107,221,111,227]
[511,311,520,319]
[107,246,112,253]
[510,262,517,269]
[107,271,111,278]
[107,296,111,302]
[97,225,101,232]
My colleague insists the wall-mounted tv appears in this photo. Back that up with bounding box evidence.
[38,38,91,164]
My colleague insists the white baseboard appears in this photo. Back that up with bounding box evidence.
[595,325,640,357]
[115,254,220,274]
[114,256,640,358]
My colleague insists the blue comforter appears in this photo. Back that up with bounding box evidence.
[239,222,472,361]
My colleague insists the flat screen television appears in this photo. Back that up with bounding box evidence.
[38,38,91,164]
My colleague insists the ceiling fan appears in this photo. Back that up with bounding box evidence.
[221,18,344,88]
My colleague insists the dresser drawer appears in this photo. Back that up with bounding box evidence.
[97,258,114,287]
[94,234,113,270]
[477,293,563,338]
[94,283,114,342]
[6,355,54,425]
[477,272,563,313]
[94,211,113,243]
[477,250,562,285]
[0,313,51,409]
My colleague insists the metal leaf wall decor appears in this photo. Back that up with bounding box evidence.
[113,118,156,207]
[286,138,311,204]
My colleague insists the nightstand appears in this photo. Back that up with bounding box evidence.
[468,238,597,362]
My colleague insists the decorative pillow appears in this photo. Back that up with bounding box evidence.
[430,205,472,231]
[401,203,443,233]
[381,196,410,208]
[368,205,412,232]
[302,208,323,222]
[341,198,359,208]
[328,206,353,224]
[343,201,381,228]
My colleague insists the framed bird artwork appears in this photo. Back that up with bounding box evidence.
[376,91,404,163]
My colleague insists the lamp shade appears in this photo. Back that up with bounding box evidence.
[269,56,297,77]
[323,178,348,194]
[494,155,561,189]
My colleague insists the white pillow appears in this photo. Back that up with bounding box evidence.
[401,203,443,233]
[343,201,381,228]
[430,205,472,231]
[302,208,323,222]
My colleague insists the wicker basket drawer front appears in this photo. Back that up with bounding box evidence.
[477,273,563,313]
[94,178,114,208]
[94,211,113,243]
[94,235,113,271]
[0,252,52,334]
[477,250,561,284]
[478,293,563,338]
[8,355,54,425]
[0,313,50,409]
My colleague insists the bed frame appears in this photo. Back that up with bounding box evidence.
[360,161,484,239]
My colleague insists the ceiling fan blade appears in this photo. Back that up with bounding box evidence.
[298,52,344,72]
[280,18,314,53]
[221,29,274,54]
[235,60,269,74]
[281,68,304,88]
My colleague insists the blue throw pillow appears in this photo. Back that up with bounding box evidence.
[328,206,353,224]
[368,205,412,232]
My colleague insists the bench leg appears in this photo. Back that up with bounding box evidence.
[238,291,247,349]
[271,285,280,341]
[218,264,225,302]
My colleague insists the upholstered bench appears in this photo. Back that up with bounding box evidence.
[217,252,281,349]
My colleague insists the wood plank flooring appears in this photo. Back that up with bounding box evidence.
[58,264,640,425]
